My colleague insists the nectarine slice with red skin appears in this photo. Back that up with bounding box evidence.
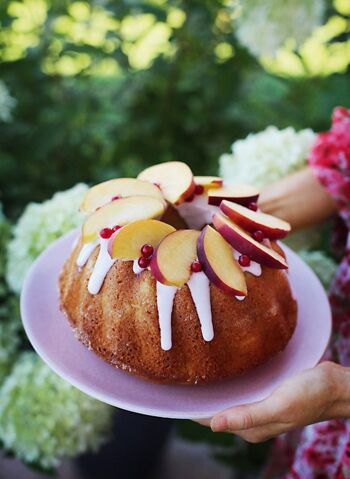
[208,185,259,206]
[138,161,195,205]
[194,176,223,189]
[80,178,164,213]
[197,225,247,296]
[109,220,175,260]
[82,196,165,243]
[212,213,288,269]
[220,200,291,239]
[150,230,200,287]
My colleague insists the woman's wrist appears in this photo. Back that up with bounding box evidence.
[321,361,350,419]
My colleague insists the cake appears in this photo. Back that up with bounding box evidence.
[59,161,297,384]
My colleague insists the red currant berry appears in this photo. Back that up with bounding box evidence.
[99,227,113,239]
[248,202,258,211]
[138,256,150,269]
[111,195,121,201]
[238,255,251,267]
[191,260,203,273]
[112,225,121,232]
[252,230,264,242]
[194,184,204,195]
[141,243,154,258]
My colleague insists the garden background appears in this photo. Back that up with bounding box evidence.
[0,0,349,477]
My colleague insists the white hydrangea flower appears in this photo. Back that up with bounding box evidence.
[0,319,21,384]
[298,250,337,289]
[0,352,113,469]
[235,0,325,57]
[219,126,315,188]
[0,80,16,122]
[6,183,88,293]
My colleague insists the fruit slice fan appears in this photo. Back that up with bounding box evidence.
[75,162,291,351]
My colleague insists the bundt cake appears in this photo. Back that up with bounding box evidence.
[59,161,297,384]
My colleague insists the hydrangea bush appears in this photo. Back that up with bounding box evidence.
[6,183,88,294]
[0,205,21,383]
[0,352,112,469]
[0,186,114,470]
[235,0,325,57]
[219,126,315,187]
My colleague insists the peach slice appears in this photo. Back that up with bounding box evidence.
[208,185,259,206]
[82,196,165,243]
[138,161,195,204]
[194,176,223,189]
[220,200,291,239]
[109,220,175,260]
[197,225,247,296]
[150,230,200,286]
[80,178,164,213]
[212,213,288,269]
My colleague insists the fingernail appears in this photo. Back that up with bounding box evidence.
[211,415,227,432]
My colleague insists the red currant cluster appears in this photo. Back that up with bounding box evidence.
[138,244,154,268]
[99,225,121,239]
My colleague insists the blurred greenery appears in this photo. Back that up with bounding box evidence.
[176,420,272,474]
[0,0,349,219]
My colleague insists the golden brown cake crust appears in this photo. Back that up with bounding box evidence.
[59,239,297,384]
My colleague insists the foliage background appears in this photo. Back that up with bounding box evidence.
[0,0,349,219]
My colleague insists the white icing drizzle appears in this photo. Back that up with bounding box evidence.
[187,271,214,342]
[156,282,177,351]
[175,194,219,229]
[235,295,245,301]
[87,238,116,295]
[76,240,99,267]
[233,249,262,277]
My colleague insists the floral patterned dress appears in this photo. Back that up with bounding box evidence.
[264,106,350,479]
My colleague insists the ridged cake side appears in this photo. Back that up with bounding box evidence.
[59,240,297,384]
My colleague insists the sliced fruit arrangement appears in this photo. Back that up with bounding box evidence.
[220,200,291,240]
[194,176,223,192]
[150,230,200,287]
[208,185,259,207]
[197,225,247,296]
[138,161,195,205]
[82,196,165,243]
[212,212,288,269]
[80,178,164,213]
[109,220,175,260]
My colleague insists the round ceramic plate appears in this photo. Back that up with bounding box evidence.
[21,229,332,419]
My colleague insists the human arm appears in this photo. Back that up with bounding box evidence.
[259,166,337,230]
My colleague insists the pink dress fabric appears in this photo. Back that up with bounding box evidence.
[263,107,350,479]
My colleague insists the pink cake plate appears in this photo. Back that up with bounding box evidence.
[21,229,332,420]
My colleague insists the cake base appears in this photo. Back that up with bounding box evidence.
[60,240,297,385]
